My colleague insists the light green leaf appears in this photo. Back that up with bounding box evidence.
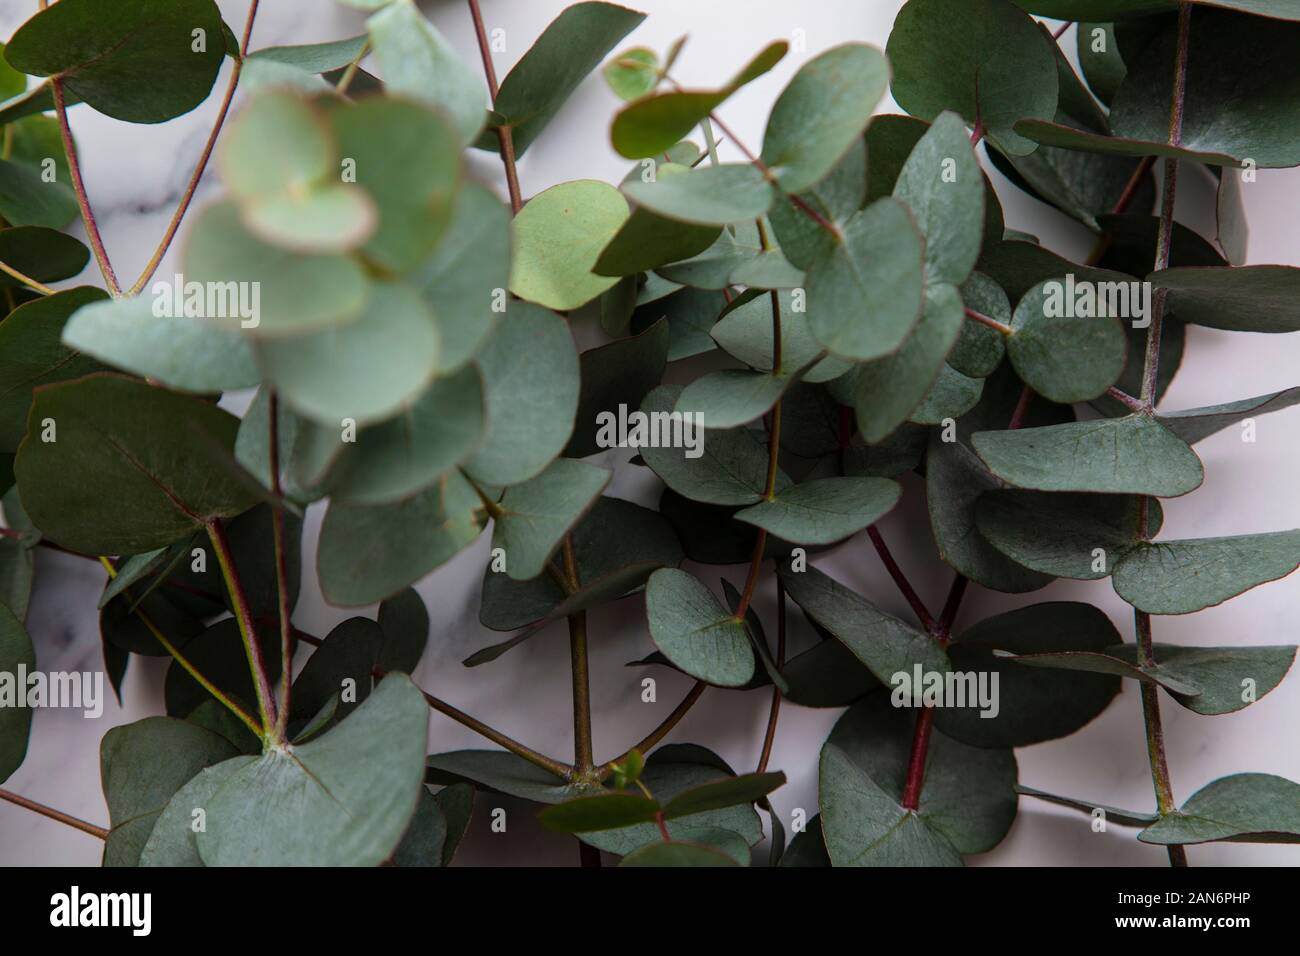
[510,180,629,310]
[255,280,439,427]
[326,367,485,506]
[854,283,966,443]
[610,42,786,159]
[61,294,259,393]
[413,182,510,374]
[182,201,369,337]
[604,47,660,101]
[197,674,429,866]
[893,111,984,286]
[367,0,487,146]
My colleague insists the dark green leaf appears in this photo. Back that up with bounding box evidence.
[623,163,775,226]
[662,772,786,819]
[492,458,611,580]
[645,568,755,687]
[1139,774,1300,845]
[734,477,900,546]
[972,415,1203,496]
[1152,266,1300,334]
[539,793,661,833]
[0,604,34,783]
[15,374,259,555]
[566,319,669,458]
[7,0,226,124]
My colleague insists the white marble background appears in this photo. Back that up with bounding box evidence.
[2,0,1298,866]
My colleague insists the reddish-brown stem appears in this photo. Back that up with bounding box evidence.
[936,575,968,639]
[654,811,672,843]
[1107,386,1147,413]
[51,81,120,295]
[866,526,938,633]
[964,306,1013,336]
[0,788,108,840]
[128,1,260,295]
[1051,21,1071,41]
[1007,385,1035,430]
[467,0,523,214]
[899,708,935,811]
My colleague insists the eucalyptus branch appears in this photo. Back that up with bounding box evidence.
[207,518,279,738]
[97,556,263,738]
[0,787,108,840]
[0,259,54,296]
[267,393,294,741]
[598,681,706,781]
[964,306,1013,336]
[467,0,523,214]
[51,80,121,296]
[126,0,261,296]
[755,572,787,774]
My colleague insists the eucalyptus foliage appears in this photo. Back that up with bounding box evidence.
[0,0,1297,868]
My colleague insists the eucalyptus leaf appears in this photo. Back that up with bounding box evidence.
[510,180,629,310]
[645,568,755,687]
[492,459,612,581]
[734,477,901,547]
[198,674,429,866]
[0,604,34,784]
[623,164,775,226]
[15,374,259,555]
[1139,774,1300,846]
[6,0,226,124]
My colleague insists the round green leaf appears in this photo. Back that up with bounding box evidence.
[604,47,659,101]
[760,43,890,194]
[887,0,1059,155]
[806,198,926,361]
[734,477,901,546]
[61,293,260,393]
[1006,278,1127,402]
[645,568,755,687]
[197,674,429,866]
[1139,774,1300,846]
[182,201,369,337]
[510,180,628,310]
[492,458,612,581]
[255,280,440,427]
[464,302,579,487]
[622,163,775,227]
[14,374,260,555]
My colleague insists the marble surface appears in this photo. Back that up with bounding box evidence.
[2,0,1299,866]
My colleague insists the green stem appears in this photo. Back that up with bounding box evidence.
[98,557,262,737]
[334,37,370,95]
[267,393,294,740]
[50,80,120,296]
[207,519,279,739]
[0,259,54,296]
